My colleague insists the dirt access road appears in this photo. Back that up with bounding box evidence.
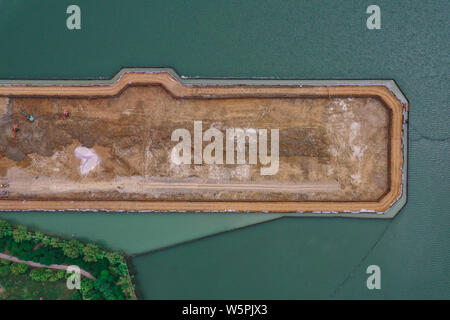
[0,252,96,280]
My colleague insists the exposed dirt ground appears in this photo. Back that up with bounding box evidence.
[0,85,389,201]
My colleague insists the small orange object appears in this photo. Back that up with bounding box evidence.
[12,124,19,138]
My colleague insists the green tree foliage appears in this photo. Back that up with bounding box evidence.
[29,268,45,281]
[62,240,83,259]
[33,232,44,243]
[49,237,60,248]
[10,262,28,275]
[0,265,10,277]
[56,269,66,280]
[94,269,124,300]
[80,278,95,299]
[116,276,129,288]
[116,276,135,298]
[7,239,34,260]
[82,243,101,263]
[12,225,31,243]
[118,262,129,276]
[105,252,122,265]
[72,291,82,300]
[0,219,12,238]
[29,268,56,282]
[48,270,60,282]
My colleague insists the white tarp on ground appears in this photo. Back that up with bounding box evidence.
[75,146,100,175]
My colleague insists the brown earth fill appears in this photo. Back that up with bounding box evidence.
[0,85,390,202]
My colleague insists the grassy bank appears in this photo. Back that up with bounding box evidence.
[0,260,73,300]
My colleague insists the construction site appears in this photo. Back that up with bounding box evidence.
[0,81,391,207]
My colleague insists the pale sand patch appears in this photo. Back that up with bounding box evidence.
[6,168,340,195]
[75,146,100,175]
